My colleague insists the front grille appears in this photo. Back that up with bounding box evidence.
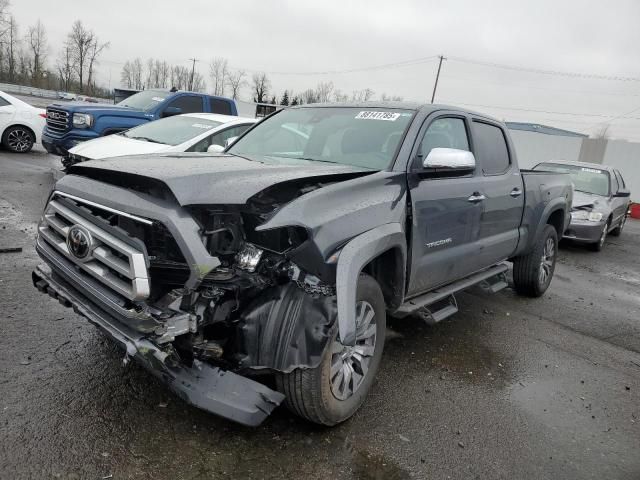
[38,193,150,301]
[46,108,70,134]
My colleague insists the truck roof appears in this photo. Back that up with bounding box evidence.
[295,101,502,123]
[538,160,616,172]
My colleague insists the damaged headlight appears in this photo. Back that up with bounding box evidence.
[571,210,603,222]
[236,244,264,272]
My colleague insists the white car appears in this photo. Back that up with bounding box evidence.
[0,90,46,153]
[65,113,257,167]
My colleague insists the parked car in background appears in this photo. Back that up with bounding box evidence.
[0,90,46,153]
[42,89,238,156]
[33,103,572,426]
[63,113,256,168]
[57,92,77,101]
[533,160,630,250]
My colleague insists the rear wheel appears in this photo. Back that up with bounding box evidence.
[2,126,35,153]
[590,220,609,251]
[513,224,558,297]
[276,274,386,425]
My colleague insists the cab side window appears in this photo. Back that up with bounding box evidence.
[165,95,203,114]
[614,170,626,189]
[188,124,252,152]
[472,121,511,175]
[415,117,469,169]
[611,171,620,194]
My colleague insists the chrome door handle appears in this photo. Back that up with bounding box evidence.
[510,188,523,198]
[467,193,486,203]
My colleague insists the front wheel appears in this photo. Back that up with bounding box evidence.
[2,126,35,153]
[276,274,386,425]
[512,224,558,297]
[589,220,609,251]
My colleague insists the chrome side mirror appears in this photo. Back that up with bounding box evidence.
[224,136,239,148]
[207,144,224,153]
[423,147,476,172]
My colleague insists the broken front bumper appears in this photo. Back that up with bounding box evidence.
[32,263,284,427]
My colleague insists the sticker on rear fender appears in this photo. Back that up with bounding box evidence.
[355,111,400,121]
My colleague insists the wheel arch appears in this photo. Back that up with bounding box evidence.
[336,223,406,345]
[2,123,36,142]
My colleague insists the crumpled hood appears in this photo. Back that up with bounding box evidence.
[67,153,374,206]
[572,190,606,210]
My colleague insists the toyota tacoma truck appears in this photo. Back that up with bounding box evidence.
[42,88,238,157]
[32,103,572,426]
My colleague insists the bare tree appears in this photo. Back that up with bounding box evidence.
[333,89,349,102]
[26,19,47,86]
[380,92,403,101]
[251,72,270,103]
[132,57,144,90]
[301,88,318,104]
[86,37,108,94]
[56,40,75,91]
[191,71,206,92]
[120,60,133,88]
[67,20,94,92]
[156,59,169,88]
[315,81,334,103]
[5,15,18,82]
[209,57,228,96]
[226,69,246,100]
[351,88,375,101]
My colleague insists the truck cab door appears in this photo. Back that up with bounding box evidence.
[406,114,484,295]
[470,119,523,265]
[160,95,205,118]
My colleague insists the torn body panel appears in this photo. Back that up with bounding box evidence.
[33,264,284,426]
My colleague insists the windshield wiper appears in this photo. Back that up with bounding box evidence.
[129,136,166,144]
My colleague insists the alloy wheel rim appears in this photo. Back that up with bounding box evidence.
[330,300,377,401]
[539,237,555,286]
[7,129,32,152]
[599,224,607,246]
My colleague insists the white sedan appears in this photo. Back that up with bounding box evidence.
[0,90,46,153]
[64,113,256,167]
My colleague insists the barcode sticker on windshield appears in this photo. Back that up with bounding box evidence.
[355,111,400,121]
[191,123,214,129]
[581,167,602,174]
[151,96,164,102]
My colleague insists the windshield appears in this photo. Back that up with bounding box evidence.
[535,162,610,196]
[118,90,169,110]
[121,116,222,146]
[228,107,415,169]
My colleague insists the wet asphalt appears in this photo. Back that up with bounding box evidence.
[1,149,639,480]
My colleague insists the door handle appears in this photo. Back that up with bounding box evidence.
[510,188,523,198]
[467,193,486,203]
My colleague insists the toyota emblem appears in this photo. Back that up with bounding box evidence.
[66,225,92,259]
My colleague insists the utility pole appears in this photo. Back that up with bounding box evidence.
[431,55,446,104]
[189,58,198,91]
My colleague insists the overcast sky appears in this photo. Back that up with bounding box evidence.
[10,0,640,140]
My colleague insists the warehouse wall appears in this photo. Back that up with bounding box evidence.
[508,129,583,169]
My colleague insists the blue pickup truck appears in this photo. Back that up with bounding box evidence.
[42,89,238,155]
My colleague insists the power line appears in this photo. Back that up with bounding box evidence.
[241,56,439,76]
[438,99,640,119]
[448,56,640,82]
[439,74,640,98]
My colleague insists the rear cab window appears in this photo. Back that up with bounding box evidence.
[210,97,233,115]
[472,121,511,175]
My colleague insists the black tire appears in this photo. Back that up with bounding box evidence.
[512,224,558,297]
[276,274,386,425]
[2,125,35,153]
[609,215,626,237]
[589,220,610,251]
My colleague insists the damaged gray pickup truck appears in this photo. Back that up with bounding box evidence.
[32,103,572,426]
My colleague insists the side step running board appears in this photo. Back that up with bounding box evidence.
[395,262,509,318]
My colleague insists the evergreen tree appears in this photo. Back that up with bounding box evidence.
[280,90,289,106]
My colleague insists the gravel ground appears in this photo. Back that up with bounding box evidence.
[1,148,639,480]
